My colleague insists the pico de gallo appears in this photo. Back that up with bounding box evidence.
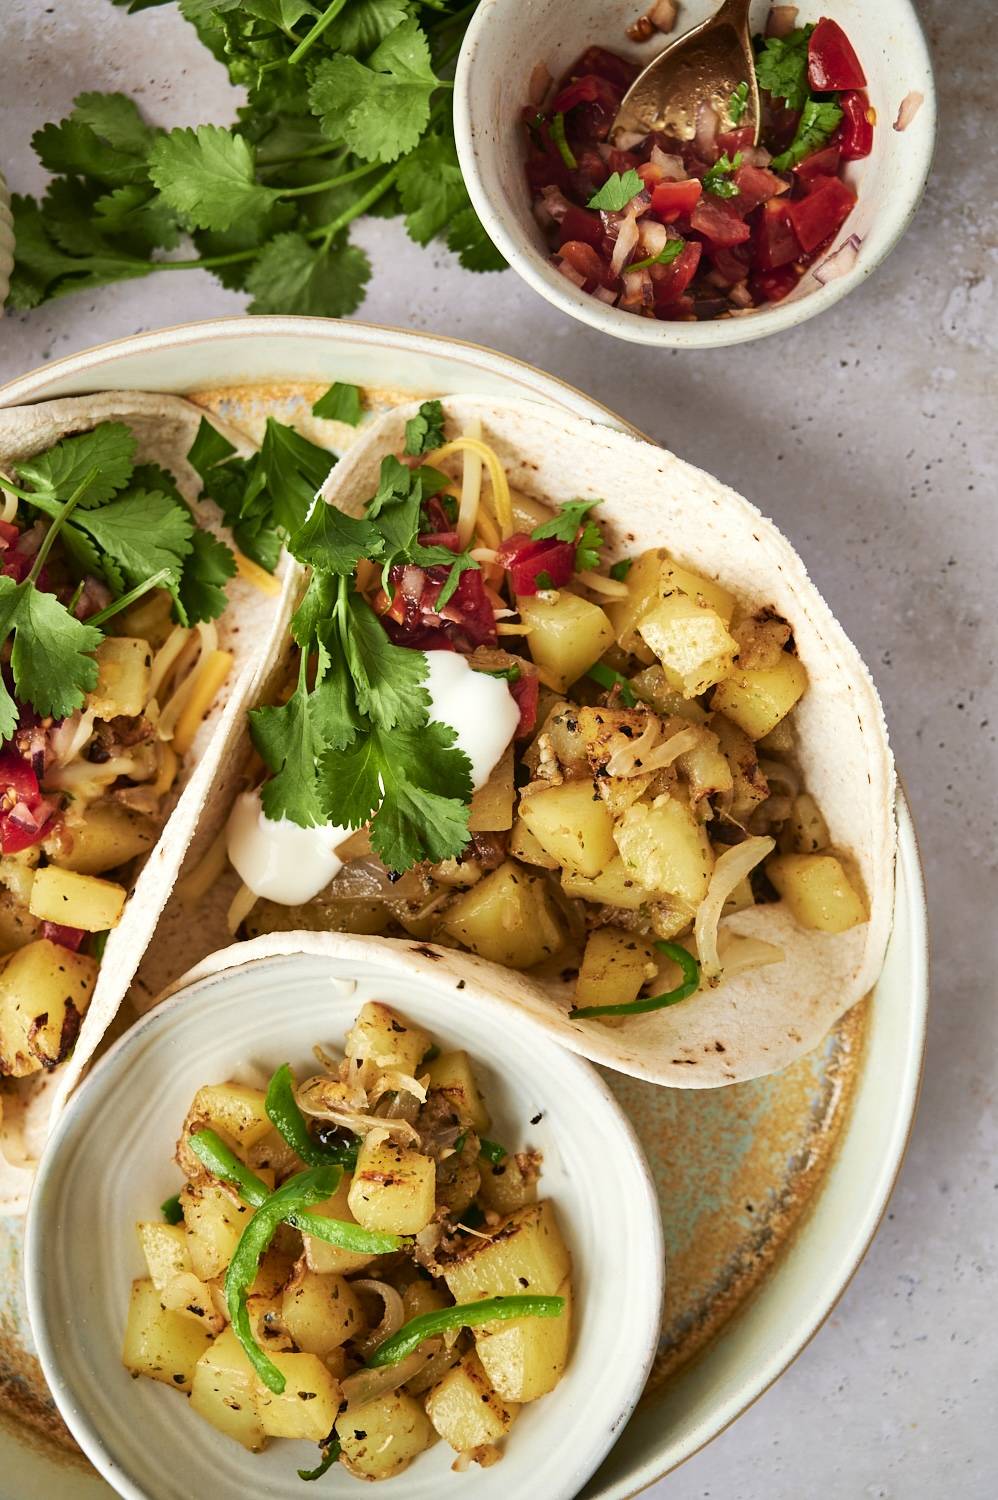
[524,11,873,320]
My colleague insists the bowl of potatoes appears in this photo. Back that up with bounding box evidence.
[24,938,663,1500]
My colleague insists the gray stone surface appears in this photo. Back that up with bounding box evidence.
[1,1,995,1495]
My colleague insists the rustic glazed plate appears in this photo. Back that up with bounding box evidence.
[0,321,928,1498]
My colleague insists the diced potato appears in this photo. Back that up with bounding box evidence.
[711,715,770,820]
[402,1278,451,1321]
[675,728,733,812]
[508,487,554,532]
[303,1175,378,1276]
[435,1135,482,1219]
[44,803,159,877]
[337,1391,434,1480]
[478,1154,537,1218]
[518,778,616,878]
[767,853,867,933]
[575,704,650,763]
[348,1134,435,1235]
[468,745,514,832]
[28,866,127,932]
[0,849,40,905]
[509,817,559,869]
[780,792,830,854]
[561,855,655,911]
[189,1082,272,1151]
[181,1182,255,1281]
[730,612,791,670]
[426,1050,491,1135]
[244,1292,294,1352]
[190,1327,267,1452]
[711,654,808,740]
[574,928,657,1009]
[250,1246,296,1299]
[614,797,714,904]
[122,1277,212,1393]
[343,1001,432,1092]
[637,595,737,699]
[441,862,564,969]
[426,1350,520,1455]
[518,593,614,693]
[245,860,393,938]
[607,548,736,661]
[757,716,795,756]
[282,1268,364,1357]
[137,1221,191,1291]
[522,700,589,778]
[629,664,708,723]
[256,1351,342,1441]
[0,889,40,955]
[89,636,152,719]
[0,939,98,1078]
[161,1271,226,1336]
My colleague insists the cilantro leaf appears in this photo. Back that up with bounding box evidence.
[321,0,409,54]
[609,558,632,582]
[754,26,814,113]
[0,577,102,725]
[148,125,279,232]
[403,400,445,457]
[367,455,420,519]
[32,92,159,188]
[532,498,603,546]
[366,723,473,870]
[245,233,372,317]
[7,194,151,310]
[92,186,182,253]
[412,549,479,607]
[312,383,363,426]
[258,417,334,536]
[729,80,750,125]
[250,661,327,827]
[574,519,603,574]
[316,733,383,829]
[770,100,844,170]
[397,134,468,246]
[176,527,237,624]
[290,569,338,651]
[73,490,194,591]
[187,416,238,476]
[587,170,643,213]
[309,20,442,164]
[446,207,506,272]
[15,423,136,508]
[288,497,382,575]
[343,594,430,731]
[309,642,364,752]
[626,238,685,273]
[702,152,742,198]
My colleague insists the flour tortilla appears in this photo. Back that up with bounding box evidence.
[136,395,897,1094]
[0,392,297,1210]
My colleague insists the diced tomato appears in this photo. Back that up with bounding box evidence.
[551,73,621,121]
[1,551,32,584]
[794,144,842,184]
[732,163,786,213]
[807,18,866,91]
[650,179,702,223]
[651,241,702,304]
[717,127,755,157]
[558,204,604,249]
[567,46,640,94]
[0,521,19,549]
[571,147,609,191]
[707,243,752,286]
[786,175,856,253]
[41,921,86,952]
[605,147,640,175]
[525,146,571,195]
[750,265,800,303]
[509,674,540,738]
[636,161,662,189]
[0,749,54,855]
[838,91,875,160]
[0,750,39,806]
[690,194,751,246]
[497,533,576,596]
[752,198,800,269]
[418,530,461,553]
[558,240,610,288]
[443,568,498,647]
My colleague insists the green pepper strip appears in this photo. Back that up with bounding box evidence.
[367,1294,566,1368]
[298,1436,341,1481]
[189,1129,269,1207]
[160,1193,183,1225]
[586,662,637,707]
[478,1137,507,1166]
[572,939,701,1019]
[265,1062,359,1169]
[549,112,578,170]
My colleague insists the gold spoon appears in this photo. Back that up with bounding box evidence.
[611,0,760,148]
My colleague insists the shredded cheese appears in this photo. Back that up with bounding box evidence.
[234,548,281,596]
[430,437,513,539]
[152,742,178,797]
[496,623,533,636]
[455,416,482,549]
[577,570,630,598]
[146,625,191,707]
[176,825,230,905]
[171,649,233,756]
[226,881,258,935]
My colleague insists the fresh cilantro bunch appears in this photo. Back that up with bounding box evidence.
[10,1,504,316]
[754,23,843,171]
[249,445,479,871]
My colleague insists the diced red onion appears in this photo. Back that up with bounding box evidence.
[694,102,720,162]
[610,210,640,275]
[556,257,587,287]
[741,145,773,168]
[528,61,553,108]
[74,576,113,621]
[894,91,924,132]
[812,233,862,284]
[615,129,646,152]
[650,146,685,179]
[648,0,679,32]
[729,281,754,308]
[593,286,618,304]
[540,185,571,223]
[400,565,424,602]
[620,267,654,309]
[597,142,613,162]
[766,5,798,38]
[638,218,669,255]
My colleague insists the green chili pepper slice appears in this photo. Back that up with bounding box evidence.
[286,1211,405,1255]
[160,1192,183,1225]
[572,939,701,1018]
[189,1129,270,1207]
[265,1063,359,1169]
[478,1137,507,1166]
[586,662,637,707]
[549,112,577,170]
[367,1294,566,1368]
[298,1437,341,1481]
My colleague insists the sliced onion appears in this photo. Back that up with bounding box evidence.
[894,91,924,132]
[50,709,96,767]
[741,145,772,168]
[528,61,552,107]
[715,930,785,980]
[638,218,669,256]
[297,1076,420,1144]
[340,1347,435,1408]
[352,1280,405,1357]
[575,569,629,598]
[695,836,775,979]
[757,758,799,797]
[694,102,720,162]
[614,128,646,152]
[766,5,798,39]
[610,211,640,276]
[368,1070,428,1106]
[620,266,654,310]
[813,234,861,284]
[0,491,17,525]
[556,258,587,288]
[650,145,685,180]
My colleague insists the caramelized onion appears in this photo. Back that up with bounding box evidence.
[340,1347,435,1408]
[715,930,784,979]
[352,1280,405,1357]
[695,836,775,978]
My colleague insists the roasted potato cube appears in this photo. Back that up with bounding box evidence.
[348,1134,435,1235]
[629,664,708,722]
[89,636,152,719]
[780,793,830,854]
[607,548,736,658]
[426,1350,520,1455]
[478,1153,538,1218]
[343,1001,432,1092]
[337,1391,434,1480]
[441,862,564,969]
[614,797,714,904]
[28,866,127,932]
[44,803,159,877]
[637,595,737,699]
[575,928,657,1010]
[711,654,808,740]
[122,1277,212,1393]
[256,1352,342,1441]
[137,1221,191,1290]
[509,817,559,869]
[730,612,791,670]
[522,700,589,778]
[518,593,614,693]
[711,715,770,820]
[181,1182,255,1281]
[767,853,867,933]
[0,888,40,955]
[402,1278,451,1321]
[474,1275,572,1404]
[161,1271,226,1336]
[675,728,733,812]
[518,778,616,878]
[189,1082,271,1151]
[303,1175,379,1276]
[468,745,514,832]
[244,1292,294,1352]
[0,939,98,1078]
[426,1049,491,1134]
[509,487,555,532]
[282,1268,364,1357]
[190,1327,267,1452]
[561,855,654,911]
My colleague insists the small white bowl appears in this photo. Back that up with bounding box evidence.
[24,936,664,1500]
[456,0,935,348]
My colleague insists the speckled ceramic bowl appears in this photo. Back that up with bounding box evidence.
[455,0,936,347]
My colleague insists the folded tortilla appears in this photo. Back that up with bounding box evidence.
[134,396,896,1097]
[0,392,294,1211]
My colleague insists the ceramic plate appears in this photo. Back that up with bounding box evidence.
[0,320,928,1498]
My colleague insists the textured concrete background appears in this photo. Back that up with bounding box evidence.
[1,0,996,1495]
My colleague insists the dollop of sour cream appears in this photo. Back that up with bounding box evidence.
[227,651,518,906]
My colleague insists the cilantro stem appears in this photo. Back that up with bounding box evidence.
[311,164,401,247]
[0,471,37,503]
[86,567,173,628]
[27,468,98,585]
[572,940,701,1019]
[286,0,350,66]
[278,160,386,198]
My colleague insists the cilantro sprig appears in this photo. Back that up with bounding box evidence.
[10,5,505,316]
[587,170,643,213]
[754,25,815,114]
[702,153,743,199]
[532,498,604,573]
[770,100,844,171]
